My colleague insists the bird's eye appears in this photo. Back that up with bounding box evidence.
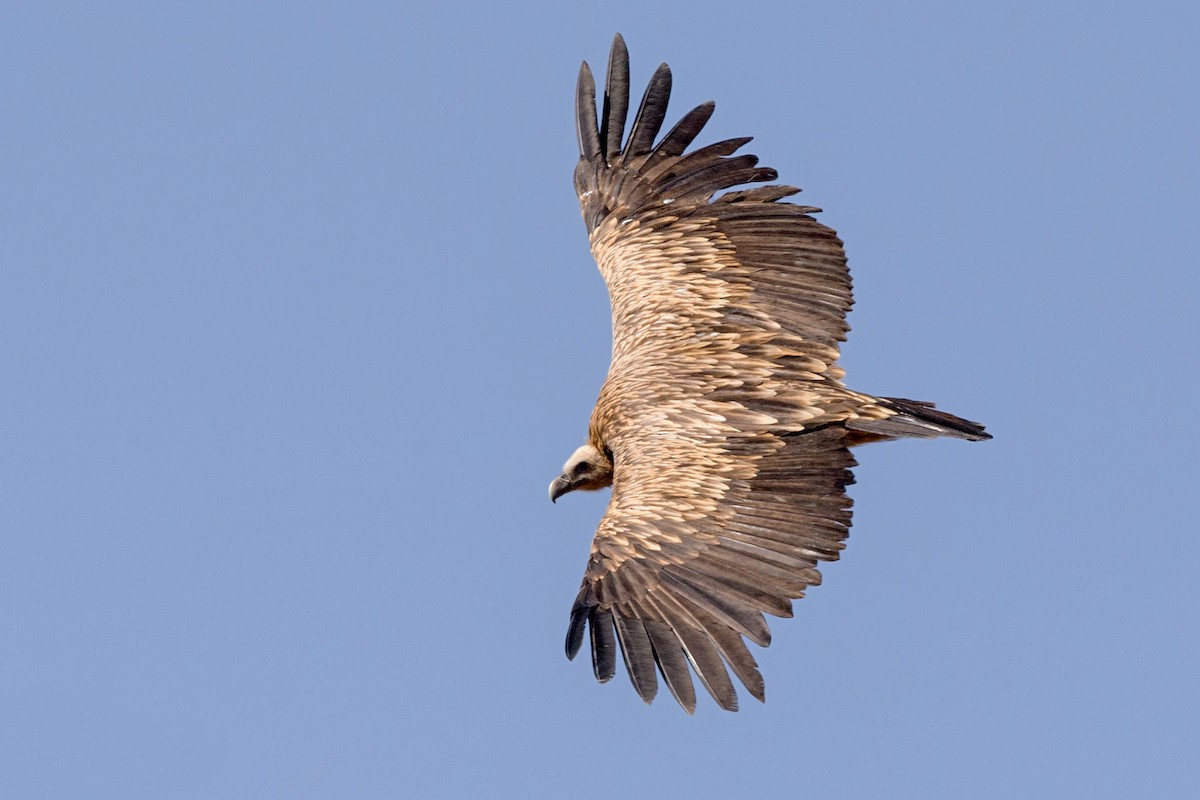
[572,461,590,476]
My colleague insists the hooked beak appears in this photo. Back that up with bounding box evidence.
[549,474,573,503]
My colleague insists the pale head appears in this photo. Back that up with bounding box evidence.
[548,443,613,503]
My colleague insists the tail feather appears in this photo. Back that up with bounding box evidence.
[848,397,991,442]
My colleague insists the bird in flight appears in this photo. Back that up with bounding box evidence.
[549,34,990,713]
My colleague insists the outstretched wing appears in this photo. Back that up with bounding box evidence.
[565,35,866,712]
[567,421,856,713]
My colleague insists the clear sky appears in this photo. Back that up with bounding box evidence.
[2,2,1197,798]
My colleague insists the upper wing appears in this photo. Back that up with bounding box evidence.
[574,34,854,388]
[565,36,865,712]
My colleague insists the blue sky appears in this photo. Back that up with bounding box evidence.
[2,2,1197,798]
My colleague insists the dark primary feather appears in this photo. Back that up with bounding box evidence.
[645,100,714,166]
[575,62,601,162]
[600,35,629,160]
[644,620,696,713]
[565,600,588,661]
[589,609,617,683]
[672,617,739,712]
[623,62,672,161]
[614,617,657,703]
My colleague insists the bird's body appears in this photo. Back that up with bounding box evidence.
[550,35,990,713]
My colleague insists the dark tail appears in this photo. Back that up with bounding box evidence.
[848,397,991,442]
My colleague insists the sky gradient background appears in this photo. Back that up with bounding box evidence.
[2,2,1197,798]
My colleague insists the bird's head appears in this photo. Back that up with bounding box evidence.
[549,443,613,503]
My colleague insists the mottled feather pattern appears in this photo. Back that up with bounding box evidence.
[560,34,990,712]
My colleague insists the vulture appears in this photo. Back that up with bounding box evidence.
[549,34,990,713]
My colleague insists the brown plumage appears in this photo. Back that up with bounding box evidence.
[550,34,991,713]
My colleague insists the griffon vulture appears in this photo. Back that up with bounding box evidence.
[549,34,990,713]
